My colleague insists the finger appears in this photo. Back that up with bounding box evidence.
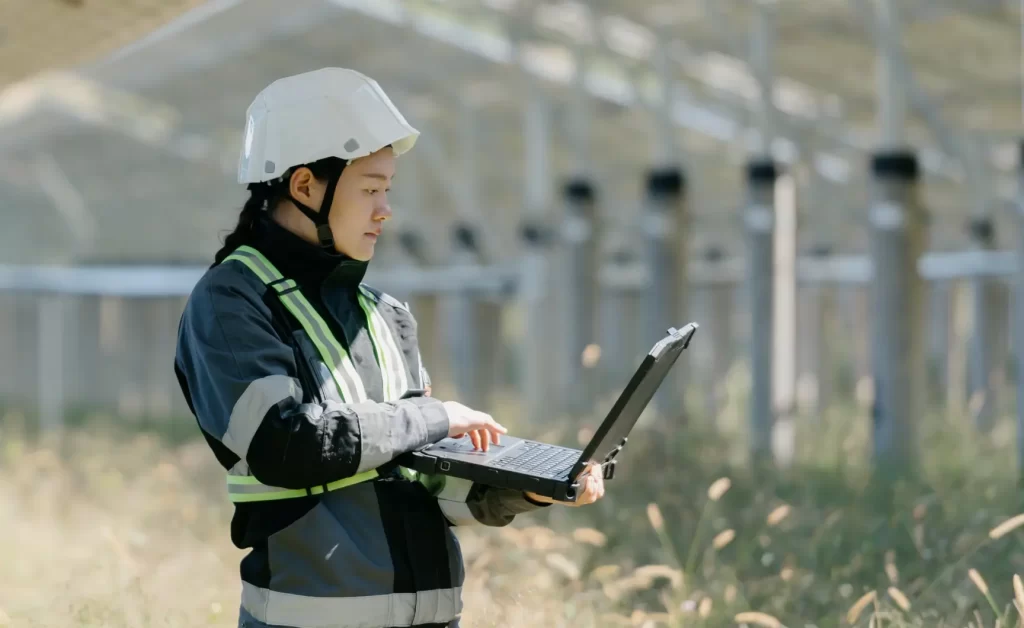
[470,430,482,450]
[485,416,508,434]
[585,478,600,505]
[480,429,491,452]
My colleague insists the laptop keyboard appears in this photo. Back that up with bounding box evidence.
[489,441,579,478]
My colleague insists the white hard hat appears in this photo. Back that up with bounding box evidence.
[238,67,419,185]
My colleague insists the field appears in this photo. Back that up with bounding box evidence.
[4,382,1024,628]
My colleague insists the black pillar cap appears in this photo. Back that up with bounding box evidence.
[398,229,424,258]
[870,150,920,182]
[809,243,832,257]
[645,166,686,198]
[703,245,724,262]
[610,248,635,265]
[563,178,596,203]
[746,159,779,184]
[519,221,552,246]
[452,222,478,252]
[967,216,995,243]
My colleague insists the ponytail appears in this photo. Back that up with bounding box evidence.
[212,184,272,267]
[212,156,348,267]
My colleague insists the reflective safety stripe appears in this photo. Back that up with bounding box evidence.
[436,476,477,526]
[242,582,463,628]
[357,286,410,401]
[226,468,379,502]
[225,246,365,404]
[220,245,416,503]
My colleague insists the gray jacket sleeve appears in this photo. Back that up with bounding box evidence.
[410,365,551,527]
[175,268,450,489]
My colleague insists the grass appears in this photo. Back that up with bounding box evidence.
[4,379,1024,628]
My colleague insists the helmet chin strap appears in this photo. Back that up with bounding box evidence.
[285,164,344,250]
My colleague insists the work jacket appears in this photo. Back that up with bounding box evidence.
[174,217,547,628]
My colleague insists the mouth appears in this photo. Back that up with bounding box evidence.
[365,230,381,240]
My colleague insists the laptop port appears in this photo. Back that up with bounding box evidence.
[440,460,451,471]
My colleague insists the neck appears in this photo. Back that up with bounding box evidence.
[272,202,322,248]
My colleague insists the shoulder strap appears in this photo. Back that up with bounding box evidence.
[223,246,367,403]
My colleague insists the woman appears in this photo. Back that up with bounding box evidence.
[174,67,606,628]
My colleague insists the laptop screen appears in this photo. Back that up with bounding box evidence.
[574,324,696,474]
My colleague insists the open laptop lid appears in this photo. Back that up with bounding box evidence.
[569,323,698,479]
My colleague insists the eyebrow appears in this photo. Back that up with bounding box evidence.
[362,173,391,181]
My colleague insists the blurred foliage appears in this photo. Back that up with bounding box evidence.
[3,377,1024,627]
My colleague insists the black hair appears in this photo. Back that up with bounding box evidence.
[212,156,347,266]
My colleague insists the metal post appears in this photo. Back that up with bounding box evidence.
[868,151,926,470]
[37,294,65,433]
[398,228,446,395]
[928,279,951,397]
[520,220,555,424]
[1014,139,1024,477]
[599,233,640,392]
[772,172,798,465]
[968,216,997,430]
[744,160,778,463]
[520,82,555,424]
[642,167,688,417]
[704,246,733,421]
[558,178,599,417]
[442,223,497,412]
[800,244,832,419]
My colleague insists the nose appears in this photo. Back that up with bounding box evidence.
[374,198,392,221]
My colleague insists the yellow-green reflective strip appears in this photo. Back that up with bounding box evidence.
[224,253,275,284]
[277,290,362,403]
[227,475,263,485]
[227,469,380,502]
[357,293,395,400]
[358,288,409,400]
[227,247,365,404]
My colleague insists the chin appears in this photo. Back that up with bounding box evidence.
[349,247,375,262]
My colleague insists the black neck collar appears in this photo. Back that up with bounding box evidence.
[249,216,369,292]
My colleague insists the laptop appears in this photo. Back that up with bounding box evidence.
[395,322,698,502]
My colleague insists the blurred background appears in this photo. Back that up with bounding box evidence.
[5,0,1024,626]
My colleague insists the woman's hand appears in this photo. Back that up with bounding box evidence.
[524,462,606,507]
[443,400,508,452]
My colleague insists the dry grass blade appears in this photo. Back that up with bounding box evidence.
[885,562,900,585]
[1014,574,1024,610]
[846,590,877,624]
[647,503,665,532]
[766,504,791,527]
[733,611,783,627]
[544,553,580,581]
[887,586,911,612]
[708,477,732,502]
[969,568,991,597]
[590,564,622,582]
[969,568,1001,616]
[572,527,608,547]
[725,584,738,603]
[698,596,713,618]
[712,529,736,550]
[989,514,1024,540]
[633,564,683,589]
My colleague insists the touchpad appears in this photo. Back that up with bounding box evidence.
[430,435,522,461]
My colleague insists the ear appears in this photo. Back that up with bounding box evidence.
[289,167,322,208]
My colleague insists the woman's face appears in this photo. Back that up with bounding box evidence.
[328,148,396,260]
[287,147,396,260]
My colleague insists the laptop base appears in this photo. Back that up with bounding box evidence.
[398,435,585,502]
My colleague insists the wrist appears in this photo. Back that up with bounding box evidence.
[522,491,552,507]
